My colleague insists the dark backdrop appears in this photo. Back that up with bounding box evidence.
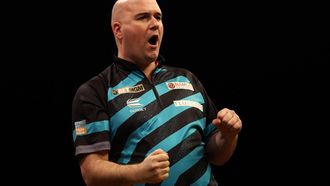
[4,0,329,185]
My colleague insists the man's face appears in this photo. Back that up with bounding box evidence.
[120,0,163,64]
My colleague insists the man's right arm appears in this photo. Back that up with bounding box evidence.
[80,149,170,186]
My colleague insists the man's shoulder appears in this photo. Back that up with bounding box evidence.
[163,65,194,76]
[76,65,113,94]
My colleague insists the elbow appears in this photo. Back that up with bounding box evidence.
[81,167,93,186]
[81,163,102,186]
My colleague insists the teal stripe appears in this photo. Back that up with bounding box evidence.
[118,93,204,164]
[72,120,109,142]
[109,76,193,140]
[204,122,217,137]
[154,67,164,74]
[146,118,206,155]
[160,146,205,186]
[191,163,212,186]
[107,71,144,101]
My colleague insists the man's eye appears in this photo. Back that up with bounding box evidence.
[138,15,148,20]
[155,16,162,20]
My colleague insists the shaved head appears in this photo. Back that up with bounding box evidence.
[111,0,127,25]
[111,0,160,25]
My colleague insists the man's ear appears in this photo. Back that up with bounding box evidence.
[112,22,122,39]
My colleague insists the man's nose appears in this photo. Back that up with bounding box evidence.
[150,17,160,30]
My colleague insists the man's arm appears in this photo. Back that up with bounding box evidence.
[80,149,170,186]
[206,108,242,165]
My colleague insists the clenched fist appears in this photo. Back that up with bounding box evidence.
[212,108,242,139]
[136,149,170,184]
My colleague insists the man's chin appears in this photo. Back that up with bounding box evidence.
[146,53,158,62]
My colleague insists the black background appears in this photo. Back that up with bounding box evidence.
[4,0,329,185]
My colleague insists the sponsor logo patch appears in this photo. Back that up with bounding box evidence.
[74,120,87,135]
[112,84,145,96]
[126,98,143,108]
[166,82,194,91]
[173,100,203,112]
[126,98,146,113]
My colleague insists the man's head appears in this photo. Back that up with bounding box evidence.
[111,0,163,66]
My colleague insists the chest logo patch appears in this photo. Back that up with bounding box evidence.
[173,100,203,112]
[112,84,145,96]
[127,98,146,113]
[166,82,194,91]
[126,98,143,108]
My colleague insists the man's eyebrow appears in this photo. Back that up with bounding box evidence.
[135,11,162,17]
[136,12,149,16]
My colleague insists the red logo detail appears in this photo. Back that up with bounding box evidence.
[168,83,175,89]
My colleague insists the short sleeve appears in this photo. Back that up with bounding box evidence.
[72,81,110,156]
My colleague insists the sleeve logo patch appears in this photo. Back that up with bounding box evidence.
[74,120,87,135]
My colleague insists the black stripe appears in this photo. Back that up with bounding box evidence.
[128,108,204,164]
[168,131,202,165]
[146,182,160,186]
[162,65,195,79]
[145,182,162,186]
[175,158,208,186]
[106,64,134,89]
[75,131,109,146]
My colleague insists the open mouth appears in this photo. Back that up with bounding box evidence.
[148,35,158,45]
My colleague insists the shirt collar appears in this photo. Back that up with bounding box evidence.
[113,55,165,72]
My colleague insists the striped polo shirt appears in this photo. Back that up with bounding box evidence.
[72,56,219,185]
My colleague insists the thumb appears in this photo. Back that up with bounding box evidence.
[150,148,165,155]
[212,118,221,126]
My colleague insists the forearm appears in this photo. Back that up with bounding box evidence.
[81,156,140,186]
[206,131,238,166]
